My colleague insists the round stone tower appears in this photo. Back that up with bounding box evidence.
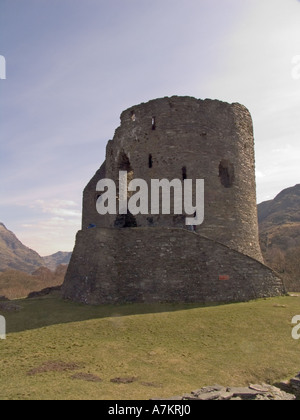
[82,96,263,262]
[63,96,285,305]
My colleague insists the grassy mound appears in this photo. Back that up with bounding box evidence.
[0,295,299,400]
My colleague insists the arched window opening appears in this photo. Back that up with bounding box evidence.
[219,160,235,188]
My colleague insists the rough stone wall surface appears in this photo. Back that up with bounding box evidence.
[62,228,284,305]
[82,96,262,262]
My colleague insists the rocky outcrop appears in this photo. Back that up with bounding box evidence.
[154,373,300,400]
[278,372,300,399]
[155,383,296,401]
[182,384,295,401]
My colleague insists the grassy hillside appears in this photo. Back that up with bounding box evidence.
[0,295,299,400]
[0,266,66,299]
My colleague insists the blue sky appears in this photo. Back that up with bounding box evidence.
[0,0,300,255]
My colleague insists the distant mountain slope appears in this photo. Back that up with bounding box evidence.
[258,184,300,252]
[43,252,72,271]
[258,184,300,291]
[0,223,44,273]
[0,223,72,274]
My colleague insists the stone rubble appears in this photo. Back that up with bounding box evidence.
[182,384,295,401]
[155,373,300,400]
[279,372,300,399]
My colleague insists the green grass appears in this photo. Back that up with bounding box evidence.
[0,295,300,400]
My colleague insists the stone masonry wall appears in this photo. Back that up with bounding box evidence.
[82,96,263,263]
[62,227,284,305]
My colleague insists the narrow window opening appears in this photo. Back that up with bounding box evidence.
[152,116,156,130]
[114,153,137,228]
[219,160,235,188]
[182,166,187,181]
[117,151,134,200]
[149,154,153,168]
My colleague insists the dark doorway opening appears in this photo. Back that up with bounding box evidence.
[114,213,138,228]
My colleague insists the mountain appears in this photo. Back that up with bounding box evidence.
[0,223,45,273]
[258,184,300,252]
[0,223,72,274]
[258,184,300,291]
[0,223,70,298]
[43,252,72,271]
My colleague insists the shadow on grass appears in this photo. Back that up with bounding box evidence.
[3,292,224,334]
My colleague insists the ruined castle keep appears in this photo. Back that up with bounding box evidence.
[62,96,285,304]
